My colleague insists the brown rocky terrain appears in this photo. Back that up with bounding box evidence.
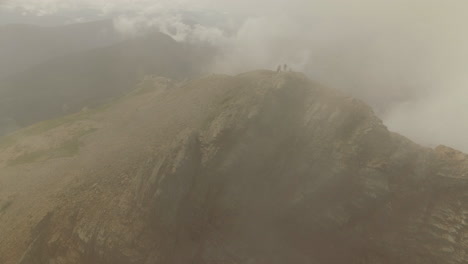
[0,71,467,263]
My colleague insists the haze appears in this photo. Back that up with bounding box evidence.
[3,1,468,264]
[1,0,467,151]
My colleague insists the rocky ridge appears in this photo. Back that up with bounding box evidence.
[0,71,467,263]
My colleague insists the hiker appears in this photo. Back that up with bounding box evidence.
[276,65,281,73]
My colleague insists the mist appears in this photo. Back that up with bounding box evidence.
[3,1,468,263]
[2,0,468,152]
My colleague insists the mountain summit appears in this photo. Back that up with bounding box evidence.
[1,71,467,264]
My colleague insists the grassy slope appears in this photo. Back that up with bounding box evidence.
[0,32,215,135]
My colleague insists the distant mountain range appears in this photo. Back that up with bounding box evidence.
[0,20,216,136]
[0,20,122,78]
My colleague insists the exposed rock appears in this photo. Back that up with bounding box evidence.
[1,71,468,263]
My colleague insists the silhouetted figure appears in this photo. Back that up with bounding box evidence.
[276,65,281,73]
[283,64,288,71]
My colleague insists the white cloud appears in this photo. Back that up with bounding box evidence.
[113,12,226,44]
[2,0,194,15]
[385,82,468,151]
[3,0,468,152]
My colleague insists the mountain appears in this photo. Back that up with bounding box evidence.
[0,20,122,79]
[0,32,216,136]
[1,71,467,264]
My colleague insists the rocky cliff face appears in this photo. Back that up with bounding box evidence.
[1,71,468,264]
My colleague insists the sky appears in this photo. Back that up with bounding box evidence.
[1,0,468,152]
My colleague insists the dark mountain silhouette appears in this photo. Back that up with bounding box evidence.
[0,32,216,136]
[0,20,122,79]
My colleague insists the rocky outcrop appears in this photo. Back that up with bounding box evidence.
[2,71,468,263]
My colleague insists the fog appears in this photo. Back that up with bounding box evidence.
[1,0,468,151]
[3,2,468,263]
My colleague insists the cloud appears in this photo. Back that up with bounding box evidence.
[385,83,468,151]
[113,13,226,44]
[1,0,192,15]
[2,0,468,152]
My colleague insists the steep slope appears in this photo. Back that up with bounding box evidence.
[0,33,215,136]
[0,20,121,79]
[0,71,467,264]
